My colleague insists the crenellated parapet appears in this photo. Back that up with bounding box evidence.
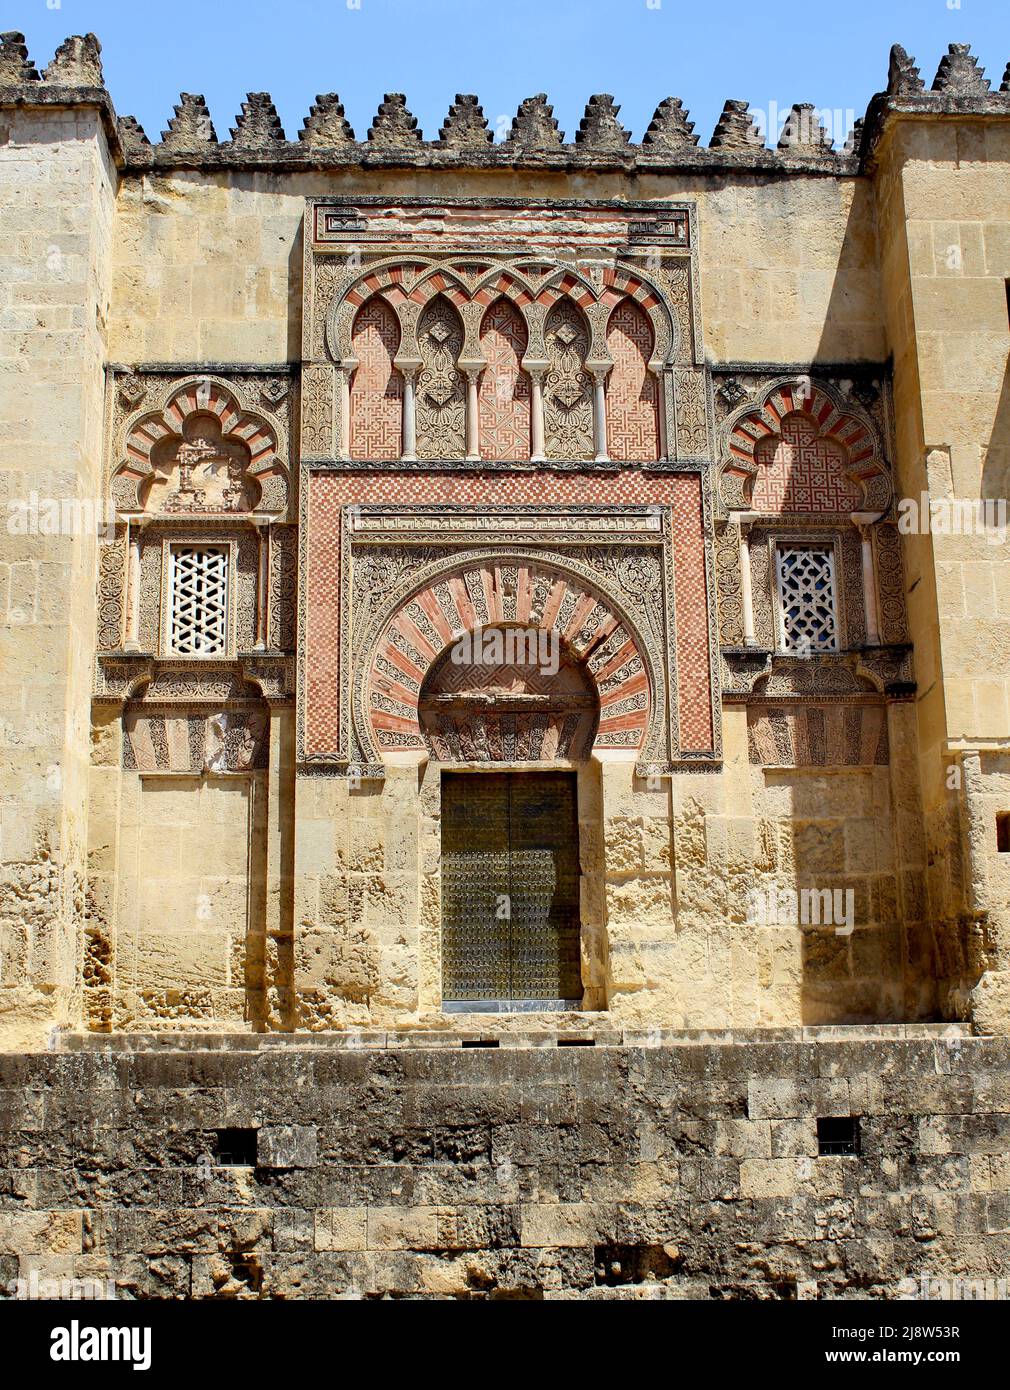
[6,30,1010,177]
[0,29,119,146]
[859,41,1010,162]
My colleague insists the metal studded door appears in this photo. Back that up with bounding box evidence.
[441,772,583,1008]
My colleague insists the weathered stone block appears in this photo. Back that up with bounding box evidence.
[257,1124,318,1169]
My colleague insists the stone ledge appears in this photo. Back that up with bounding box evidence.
[50,1021,974,1053]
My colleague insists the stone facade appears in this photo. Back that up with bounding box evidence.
[2,30,1010,1297]
[1,1026,1007,1301]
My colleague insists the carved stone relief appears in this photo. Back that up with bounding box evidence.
[124,697,268,772]
[543,301,593,461]
[415,296,466,460]
[97,528,127,652]
[418,627,600,763]
[310,200,701,462]
[269,524,298,651]
[717,376,891,518]
[110,375,293,520]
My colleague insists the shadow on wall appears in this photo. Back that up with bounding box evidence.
[286,213,304,364]
[981,349,1010,503]
[756,766,906,1026]
[787,189,935,1026]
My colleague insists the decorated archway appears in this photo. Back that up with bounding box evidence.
[719,379,891,515]
[362,558,652,763]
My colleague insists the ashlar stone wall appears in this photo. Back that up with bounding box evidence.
[0,103,115,1047]
[0,1029,1004,1301]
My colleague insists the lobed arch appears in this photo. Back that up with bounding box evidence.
[543,298,595,461]
[415,294,467,459]
[349,296,403,461]
[477,297,531,461]
[113,377,290,518]
[720,378,892,516]
[327,255,679,374]
[601,266,677,367]
[356,555,655,768]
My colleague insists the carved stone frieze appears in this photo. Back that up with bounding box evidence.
[124,702,268,773]
[721,646,913,701]
[874,521,909,645]
[96,527,127,652]
[713,522,744,647]
[747,702,890,767]
[269,524,298,651]
[95,654,294,708]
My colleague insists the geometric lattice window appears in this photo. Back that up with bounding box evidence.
[775,545,839,653]
[168,545,229,655]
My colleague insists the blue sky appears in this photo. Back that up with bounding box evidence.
[17,0,1010,148]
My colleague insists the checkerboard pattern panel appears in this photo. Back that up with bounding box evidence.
[669,474,714,751]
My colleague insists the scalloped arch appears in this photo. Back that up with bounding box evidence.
[326,256,680,373]
[720,378,891,515]
[113,377,289,518]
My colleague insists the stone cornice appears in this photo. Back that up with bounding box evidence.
[0,83,123,162]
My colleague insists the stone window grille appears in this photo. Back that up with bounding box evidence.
[167,544,230,656]
[774,544,839,653]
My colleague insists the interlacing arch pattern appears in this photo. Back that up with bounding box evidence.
[720,379,890,515]
[364,560,651,761]
[605,298,660,461]
[415,296,467,459]
[331,256,678,462]
[478,299,531,461]
[349,297,402,460]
